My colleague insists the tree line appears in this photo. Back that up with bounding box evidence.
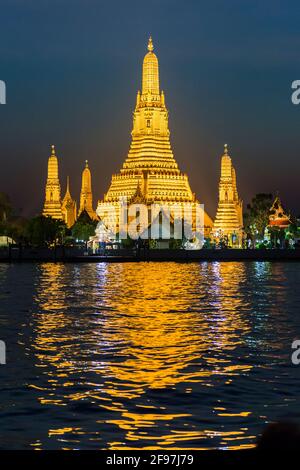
[0,192,97,246]
[0,191,299,248]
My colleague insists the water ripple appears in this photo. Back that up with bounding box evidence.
[0,261,300,449]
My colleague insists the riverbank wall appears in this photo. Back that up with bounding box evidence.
[1,246,300,262]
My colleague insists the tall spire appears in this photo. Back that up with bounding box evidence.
[64,176,71,199]
[97,36,214,238]
[142,35,159,96]
[221,143,233,179]
[213,146,243,246]
[61,176,77,228]
[78,161,97,220]
[42,144,62,220]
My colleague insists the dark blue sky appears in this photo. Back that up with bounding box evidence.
[1,0,300,218]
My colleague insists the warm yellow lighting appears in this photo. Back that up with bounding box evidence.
[97,38,213,235]
[213,145,243,246]
[61,176,77,228]
[78,160,97,219]
[29,262,255,450]
[42,145,63,220]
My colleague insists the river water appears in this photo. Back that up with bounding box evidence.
[0,261,300,450]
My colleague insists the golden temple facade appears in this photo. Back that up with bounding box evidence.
[96,37,212,235]
[42,148,96,226]
[42,145,63,220]
[213,145,243,246]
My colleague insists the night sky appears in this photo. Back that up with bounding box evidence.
[1,0,300,219]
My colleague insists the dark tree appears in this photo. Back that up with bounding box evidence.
[244,193,273,243]
[71,210,97,244]
[24,216,66,246]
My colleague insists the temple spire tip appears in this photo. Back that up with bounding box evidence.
[148,36,154,52]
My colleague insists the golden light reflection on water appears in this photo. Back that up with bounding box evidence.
[28,262,265,449]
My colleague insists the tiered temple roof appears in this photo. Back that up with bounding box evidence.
[97,37,212,232]
[213,145,243,244]
[42,145,63,220]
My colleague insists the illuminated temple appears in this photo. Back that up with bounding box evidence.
[96,37,212,236]
[213,145,243,246]
[78,160,97,220]
[42,146,97,227]
[43,145,63,220]
[61,176,77,228]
